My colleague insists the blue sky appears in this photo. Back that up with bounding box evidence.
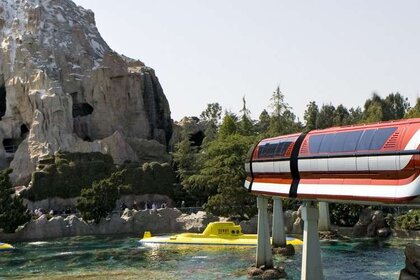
[73,0,420,122]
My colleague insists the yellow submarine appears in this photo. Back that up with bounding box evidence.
[140,221,303,246]
[0,242,14,251]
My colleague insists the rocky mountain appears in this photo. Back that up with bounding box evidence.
[0,0,172,185]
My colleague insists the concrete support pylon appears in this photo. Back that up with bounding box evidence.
[256,196,273,268]
[318,202,331,231]
[301,201,324,280]
[272,197,286,248]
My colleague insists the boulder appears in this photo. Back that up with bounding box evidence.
[399,243,420,280]
[177,211,219,232]
[353,209,389,237]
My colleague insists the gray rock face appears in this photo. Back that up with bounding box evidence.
[0,208,185,241]
[176,211,219,232]
[353,209,390,237]
[0,0,172,185]
[399,243,420,280]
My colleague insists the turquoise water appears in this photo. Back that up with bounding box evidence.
[0,235,411,279]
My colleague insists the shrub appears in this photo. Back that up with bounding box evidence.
[108,162,176,196]
[329,203,364,227]
[22,152,115,200]
[76,178,119,224]
[395,210,420,230]
[0,169,31,233]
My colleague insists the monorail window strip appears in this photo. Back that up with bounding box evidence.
[252,149,420,162]
[308,127,397,154]
[257,141,292,158]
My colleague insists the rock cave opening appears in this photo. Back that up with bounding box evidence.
[21,124,29,138]
[72,103,94,117]
[2,138,19,153]
[190,131,205,147]
[72,102,94,142]
[0,80,6,120]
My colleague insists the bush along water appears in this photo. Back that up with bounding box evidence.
[76,178,120,224]
[395,209,420,230]
[0,169,30,233]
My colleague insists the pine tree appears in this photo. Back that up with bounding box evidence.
[303,101,319,131]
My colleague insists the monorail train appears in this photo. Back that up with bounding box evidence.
[245,119,420,205]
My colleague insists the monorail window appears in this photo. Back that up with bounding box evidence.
[257,140,292,158]
[275,141,292,156]
[356,129,375,151]
[369,127,397,150]
[318,134,335,153]
[342,130,363,151]
[309,127,397,154]
[309,135,324,154]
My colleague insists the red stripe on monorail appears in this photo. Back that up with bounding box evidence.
[252,171,420,186]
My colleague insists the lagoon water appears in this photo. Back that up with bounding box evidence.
[0,235,410,279]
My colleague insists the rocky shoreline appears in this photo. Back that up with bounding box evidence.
[1,207,419,242]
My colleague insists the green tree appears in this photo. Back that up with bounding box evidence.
[303,101,319,131]
[384,92,409,120]
[0,169,30,233]
[188,134,257,219]
[267,86,301,135]
[270,86,289,118]
[238,96,254,136]
[363,92,409,122]
[77,178,119,223]
[219,112,238,138]
[256,109,271,134]
[349,106,363,124]
[405,98,420,118]
[316,104,335,129]
[333,104,351,126]
[200,103,222,141]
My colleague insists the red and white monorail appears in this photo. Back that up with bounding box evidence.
[245,119,420,205]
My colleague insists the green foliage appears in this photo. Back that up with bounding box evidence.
[0,169,31,233]
[405,98,420,119]
[303,101,319,131]
[200,103,222,142]
[105,162,176,196]
[363,92,409,122]
[219,112,238,138]
[329,203,364,227]
[172,139,201,191]
[395,210,420,230]
[76,179,119,223]
[22,152,115,201]
[316,104,335,129]
[238,96,254,136]
[189,134,257,219]
[332,104,351,126]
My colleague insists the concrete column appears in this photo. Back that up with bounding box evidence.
[272,197,286,248]
[301,201,324,280]
[318,202,331,231]
[256,196,273,268]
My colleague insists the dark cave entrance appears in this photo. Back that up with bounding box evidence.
[0,81,6,120]
[21,124,29,138]
[72,101,94,141]
[2,138,19,153]
[72,103,94,118]
[189,131,205,147]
